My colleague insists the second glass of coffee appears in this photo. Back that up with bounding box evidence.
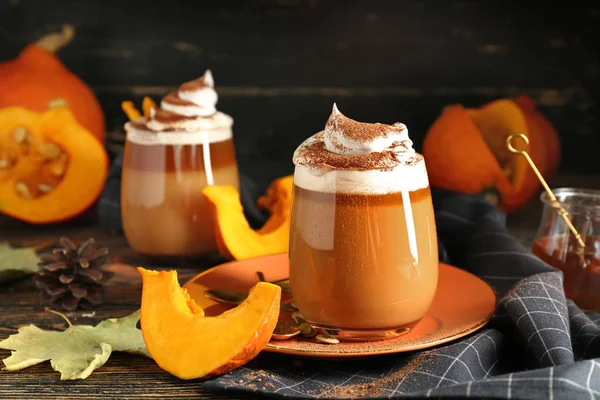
[121,71,239,260]
[289,104,439,340]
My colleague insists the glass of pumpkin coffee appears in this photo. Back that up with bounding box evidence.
[289,104,439,341]
[121,71,239,260]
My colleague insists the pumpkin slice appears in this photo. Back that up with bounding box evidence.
[0,106,108,223]
[138,268,281,380]
[203,175,293,260]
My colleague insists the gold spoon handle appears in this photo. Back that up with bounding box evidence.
[506,133,585,249]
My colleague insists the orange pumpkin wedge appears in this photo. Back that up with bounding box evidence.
[138,268,281,380]
[203,175,293,260]
[423,99,547,213]
[0,106,108,223]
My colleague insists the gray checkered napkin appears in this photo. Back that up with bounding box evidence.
[203,189,600,400]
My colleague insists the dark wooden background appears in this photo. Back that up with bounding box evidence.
[0,2,598,396]
[1,0,599,188]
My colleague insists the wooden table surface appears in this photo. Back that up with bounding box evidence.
[0,226,263,399]
[1,175,598,399]
[0,222,533,400]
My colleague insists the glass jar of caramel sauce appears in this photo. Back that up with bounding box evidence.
[531,188,600,311]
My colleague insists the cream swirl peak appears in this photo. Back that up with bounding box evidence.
[293,104,428,194]
[125,70,233,145]
[160,70,217,118]
[324,103,412,156]
[294,104,421,171]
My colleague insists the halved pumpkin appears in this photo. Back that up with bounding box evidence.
[0,25,106,143]
[0,106,108,223]
[138,267,281,380]
[423,99,547,213]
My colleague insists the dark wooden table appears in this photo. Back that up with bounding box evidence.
[0,174,597,399]
[0,226,264,399]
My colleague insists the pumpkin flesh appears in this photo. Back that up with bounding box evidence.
[138,268,281,380]
[0,107,108,223]
[203,175,293,260]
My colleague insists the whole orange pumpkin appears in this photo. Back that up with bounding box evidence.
[422,97,560,213]
[0,25,105,143]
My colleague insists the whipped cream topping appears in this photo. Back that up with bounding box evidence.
[125,70,233,145]
[324,103,413,158]
[159,70,217,118]
[293,104,428,194]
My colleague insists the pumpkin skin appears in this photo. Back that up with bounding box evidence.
[203,175,294,260]
[0,27,105,143]
[422,99,552,213]
[138,268,281,380]
[0,107,108,224]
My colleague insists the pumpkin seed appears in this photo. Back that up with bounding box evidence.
[12,126,28,143]
[316,334,339,344]
[0,150,16,174]
[48,98,68,109]
[49,156,67,177]
[39,142,62,159]
[298,322,316,337]
[15,181,32,199]
[291,311,306,324]
[272,320,301,340]
[272,330,301,340]
[38,183,54,193]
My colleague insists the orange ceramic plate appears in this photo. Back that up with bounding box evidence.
[183,253,496,358]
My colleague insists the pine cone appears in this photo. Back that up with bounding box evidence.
[33,237,111,311]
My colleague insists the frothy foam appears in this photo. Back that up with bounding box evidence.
[125,70,233,145]
[293,104,429,194]
[293,163,429,194]
[125,115,233,145]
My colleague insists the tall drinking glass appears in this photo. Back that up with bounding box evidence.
[121,71,239,260]
[288,105,439,341]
